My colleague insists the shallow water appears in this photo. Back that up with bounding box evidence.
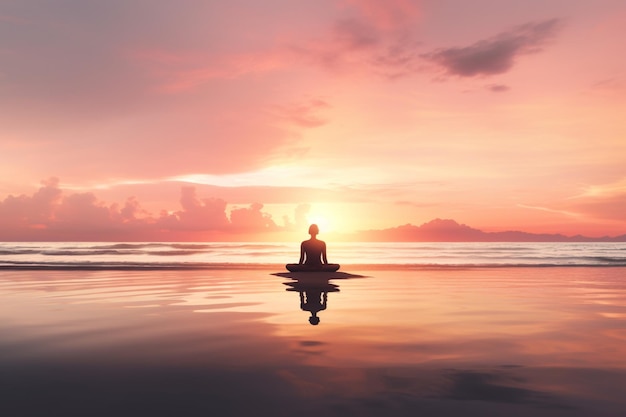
[1,267,626,416]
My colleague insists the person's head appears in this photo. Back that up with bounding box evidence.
[308,224,319,236]
[309,316,320,325]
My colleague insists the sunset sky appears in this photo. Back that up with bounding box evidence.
[1,0,625,240]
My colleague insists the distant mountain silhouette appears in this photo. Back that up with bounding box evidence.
[354,218,626,242]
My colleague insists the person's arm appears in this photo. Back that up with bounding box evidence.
[321,241,328,264]
[299,242,305,264]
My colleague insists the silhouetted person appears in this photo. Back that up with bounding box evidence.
[286,224,339,272]
[300,224,327,266]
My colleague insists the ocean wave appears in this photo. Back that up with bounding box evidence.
[2,242,626,269]
[1,261,626,271]
[90,243,167,250]
[0,249,40,255]
[150,250,209,256]
[0,260,281,270]
[170,244,213,250]
[585,256,626,264]
[41,250,143,256]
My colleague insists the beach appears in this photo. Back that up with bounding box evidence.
[4,2,625,415]
[2,264,626,416]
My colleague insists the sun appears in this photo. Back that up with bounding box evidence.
[303,203,354,235]
[306,213,333,234]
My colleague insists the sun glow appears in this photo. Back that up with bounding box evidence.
[296,202,370,235]
[306,213,332,234]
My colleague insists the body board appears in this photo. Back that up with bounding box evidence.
[286,263,340,273]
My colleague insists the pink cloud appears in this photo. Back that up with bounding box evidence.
[0,178,61,229]
[290,17,384,71]
[117,197,147,223]
[53,192,115,230]
[0,179,156,240]
[230,203,277,231]
[0,180,289,240]
[423,19,561,77]
[485,84,510,92]
[126,2,422,90]
[162,187,229,231]
[1,178,624,241]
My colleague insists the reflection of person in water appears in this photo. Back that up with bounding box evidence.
[299,224,327,266]
[284,278,339,325]
[300,289,327,325]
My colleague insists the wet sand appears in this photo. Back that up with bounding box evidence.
[1,266,626,416]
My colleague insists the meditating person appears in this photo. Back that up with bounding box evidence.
[300,224,327,266]
[286,224,340,272]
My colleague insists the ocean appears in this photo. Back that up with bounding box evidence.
[2,241,626,268]
[2,242,626,416]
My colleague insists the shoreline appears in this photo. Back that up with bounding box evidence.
[2,263,626,271]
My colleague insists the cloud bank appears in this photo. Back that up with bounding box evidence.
[2,177,625,241]
[0,179,283,240]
